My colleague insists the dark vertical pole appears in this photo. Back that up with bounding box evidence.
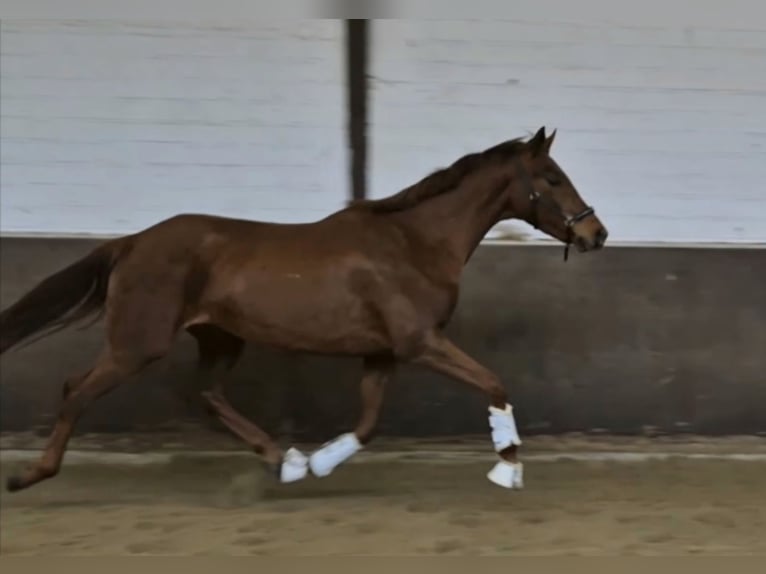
[345,19,368,203]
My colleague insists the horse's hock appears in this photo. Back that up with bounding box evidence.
[1,236,765,440]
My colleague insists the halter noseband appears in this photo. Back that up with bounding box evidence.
[514,158,595,262]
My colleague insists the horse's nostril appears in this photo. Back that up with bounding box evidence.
[595,228,608,248]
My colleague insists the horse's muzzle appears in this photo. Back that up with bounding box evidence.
[574,226,608,252]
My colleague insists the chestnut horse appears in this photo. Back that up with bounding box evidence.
[0,127,608,493]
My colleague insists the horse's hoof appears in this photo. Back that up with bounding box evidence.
[486,460,524,490]
[6,475,24,493]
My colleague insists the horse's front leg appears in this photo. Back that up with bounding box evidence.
[307,355,394,478]
[410,330,524,489]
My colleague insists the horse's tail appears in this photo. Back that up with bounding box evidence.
[0,237,132,355]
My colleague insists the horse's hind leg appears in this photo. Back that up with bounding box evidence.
[5,350,145,492]
[308,355,395,478]
[203,392,304,482]
[189,325,300,482]
[6,280,183,493]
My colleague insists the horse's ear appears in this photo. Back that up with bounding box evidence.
[542,128,557,155]
[528,126,547,155]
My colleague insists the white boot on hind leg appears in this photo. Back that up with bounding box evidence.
[279,447,309,483]
[308,432,362,478]
[486,403,524,489]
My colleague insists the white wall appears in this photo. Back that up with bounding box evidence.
[3,11,766,244]
[369,12,766,244]
[0,20,347,235]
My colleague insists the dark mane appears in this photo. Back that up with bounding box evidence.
[348,137,529,213]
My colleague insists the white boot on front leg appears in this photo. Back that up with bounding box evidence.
[488,404,522,451]
[308,432,362,478]
[486,404,524,490]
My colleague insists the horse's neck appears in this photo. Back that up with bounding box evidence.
[398,171,510,264]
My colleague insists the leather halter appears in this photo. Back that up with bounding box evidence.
[514,158,595,262]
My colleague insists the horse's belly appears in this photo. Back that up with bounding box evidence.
[208,287,389,355]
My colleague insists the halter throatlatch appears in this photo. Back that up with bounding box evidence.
[514,159,595,262]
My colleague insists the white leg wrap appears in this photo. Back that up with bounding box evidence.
[279,447,309,483]
[488,404,522,451]
[308,432,362,478]
[487,460,524,489]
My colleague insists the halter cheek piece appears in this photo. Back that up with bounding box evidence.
[514,158,595,262]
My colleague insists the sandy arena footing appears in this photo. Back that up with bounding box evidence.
[2,433,766,555]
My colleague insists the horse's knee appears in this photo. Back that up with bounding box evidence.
[487,381,508,407]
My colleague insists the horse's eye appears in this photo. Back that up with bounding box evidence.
[544,173,561,186]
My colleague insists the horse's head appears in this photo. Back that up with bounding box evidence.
[508,127,608,257]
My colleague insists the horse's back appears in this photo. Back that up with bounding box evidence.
[137,212,424,354]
